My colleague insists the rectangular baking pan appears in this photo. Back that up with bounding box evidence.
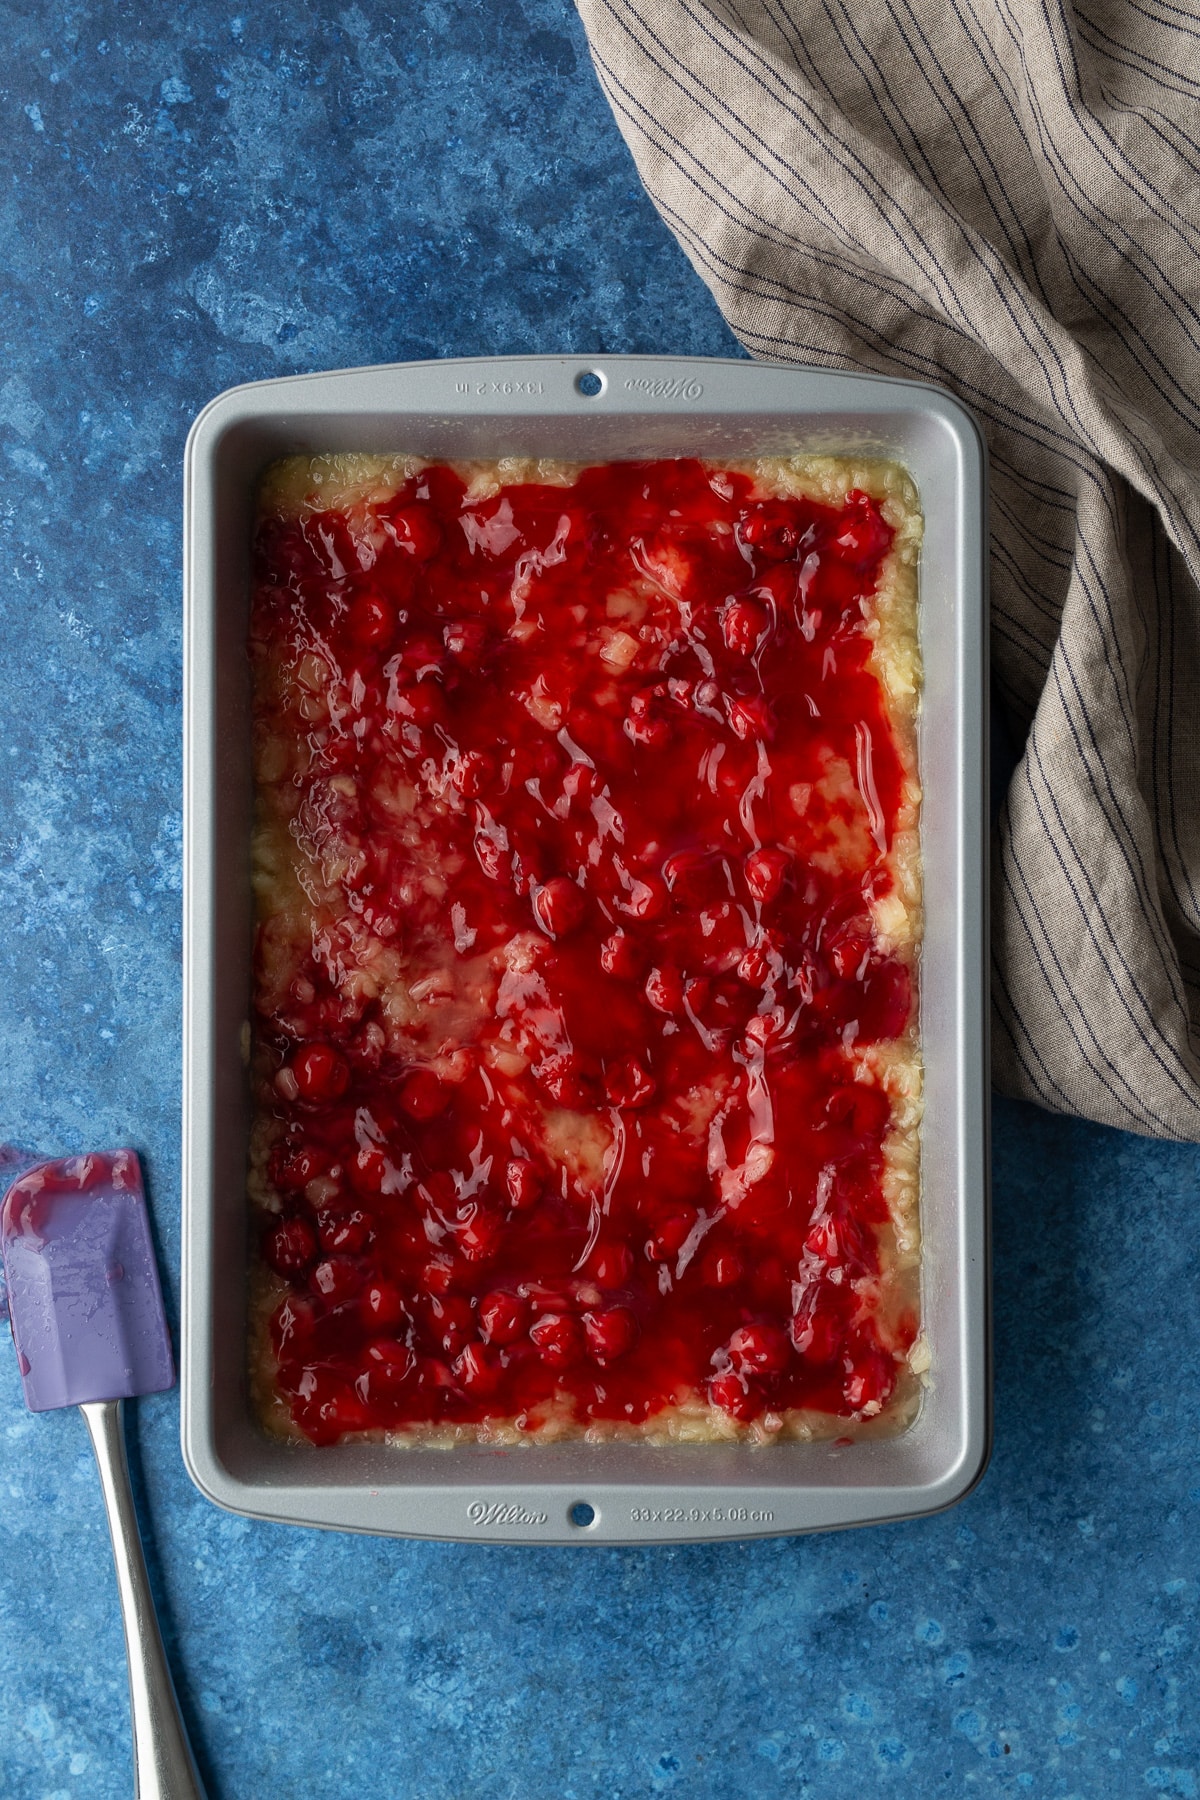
[182,353,989,1544]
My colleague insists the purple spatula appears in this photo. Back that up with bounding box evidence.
[1,1150,207,1800]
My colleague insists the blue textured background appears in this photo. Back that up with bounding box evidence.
[2,5,1197,1797]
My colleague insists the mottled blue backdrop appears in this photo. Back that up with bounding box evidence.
[1,5,1197,1798]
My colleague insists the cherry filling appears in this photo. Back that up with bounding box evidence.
[250,458,919,1446]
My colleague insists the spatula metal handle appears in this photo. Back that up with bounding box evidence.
[80,1400,208,1800]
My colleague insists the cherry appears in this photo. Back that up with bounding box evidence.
[600,931,640,979]
[727,1322,790,1377]
[456,1206,503,1263]
[738,933,783,985]
[722,597,770,655]
[708,1368,760,1421]
[271,1293,317,1353]
[386,503,442,561]
[739,506,801,560]
[297,1379,373,1444]
[744,848,791,905]
[360,1280,408,1331]
[583,1306,638,1364]
[479,1289,530,1345]
[645,964,684,1013]
[424,1294,475,1357]
[263,1214,317,1278]
[529,1312,584,1370]
[829,494,891,566]
[645,1208,697,1263]
[454,1342,501,1396]
[291,1043,349,1102]
[362,1338,415,1393]
[400,635,444,676]
[271,1145,328,1192]
[726,694,775,743]
[347,592,394,649]
[533,877,585,938]
[829,930,871,980]
[614,873,668,920]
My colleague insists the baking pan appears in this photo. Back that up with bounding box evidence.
[182,354,989,1544]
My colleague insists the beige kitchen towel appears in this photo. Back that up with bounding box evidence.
[576,0,1200,1139]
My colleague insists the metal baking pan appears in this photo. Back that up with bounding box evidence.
[182,353,989,1544]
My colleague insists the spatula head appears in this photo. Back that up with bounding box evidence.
[1,1150,174,1411]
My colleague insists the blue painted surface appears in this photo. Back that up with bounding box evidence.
[0,4,1196,1796]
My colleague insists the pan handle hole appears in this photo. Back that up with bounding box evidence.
[575,370,606,398]
[569,1500,597,1528]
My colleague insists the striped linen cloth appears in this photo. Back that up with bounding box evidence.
[576,0,1200,1140]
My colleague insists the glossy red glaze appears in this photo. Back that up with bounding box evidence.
[251,459,917,1445]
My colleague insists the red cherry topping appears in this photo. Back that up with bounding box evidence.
[399,1069,447,1120]
[251,458,912,1443]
